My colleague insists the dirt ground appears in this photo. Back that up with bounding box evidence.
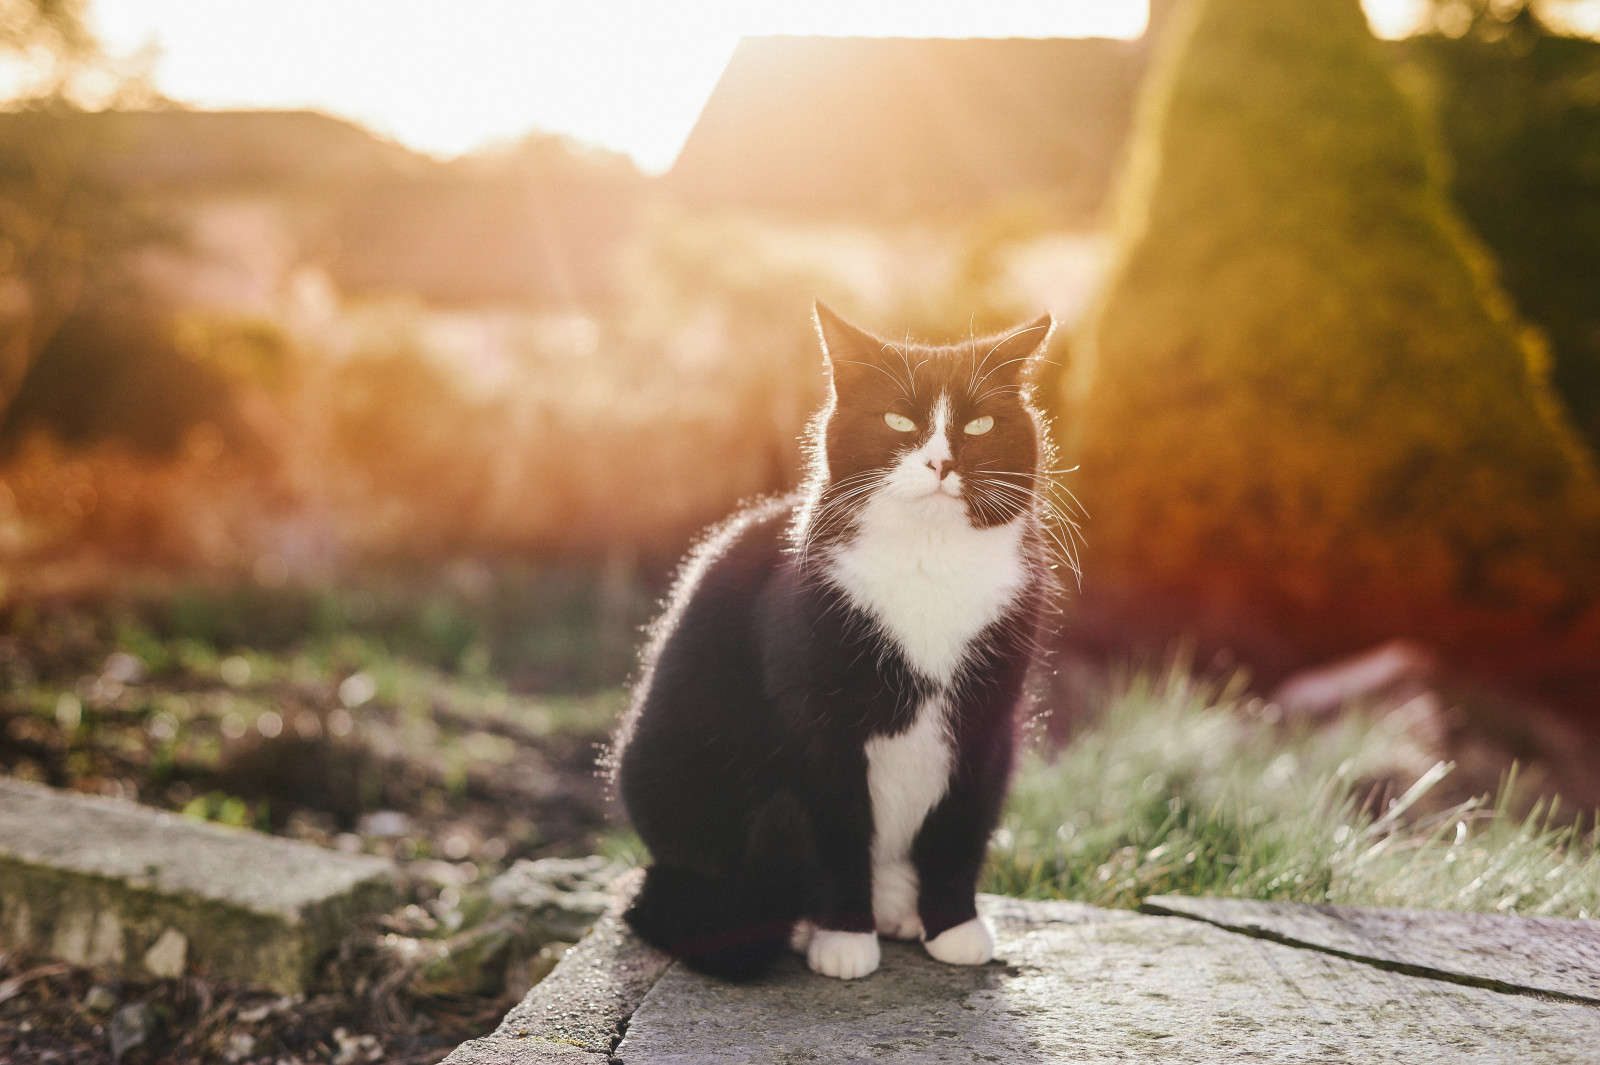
[0,623,624,1065]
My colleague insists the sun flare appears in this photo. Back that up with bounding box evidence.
[87,0,1151,171]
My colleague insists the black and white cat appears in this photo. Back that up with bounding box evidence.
[612,304,1056,980]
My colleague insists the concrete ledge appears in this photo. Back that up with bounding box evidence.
[0,777,399,993]
[620,894,1600,1063]
[1142,894,1600,1003]
[451,887,1600,1063]
[444,869,670,1065]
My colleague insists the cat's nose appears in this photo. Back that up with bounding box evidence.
[927,458,952,480]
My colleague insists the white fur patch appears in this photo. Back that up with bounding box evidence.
[918,395,953,479]
[865,694,951,940]
[872,858,924,940]
[807,929,880,980]
[826,497,1027,686]
[924,916,995,966]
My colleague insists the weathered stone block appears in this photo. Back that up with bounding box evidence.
[444,868,672,1065]
[610,895,1600,1063]
[0,778,399,992]
[1143,894,1600,1002]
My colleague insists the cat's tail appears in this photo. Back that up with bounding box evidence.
[624,794,813,981]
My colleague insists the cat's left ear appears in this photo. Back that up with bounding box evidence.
[980,314,1055,383]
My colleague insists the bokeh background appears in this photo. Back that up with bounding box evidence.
[5,0,1600,1056]
[4,0,1600,817]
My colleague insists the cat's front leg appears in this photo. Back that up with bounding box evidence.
[913,834,998,965]
[804,788,881,979]
[923,912,995,965]
[910,735,1010,966]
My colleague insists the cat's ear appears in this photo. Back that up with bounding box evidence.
[814,301,883,391]
[814,301,874,356]
[979,314,1054,383]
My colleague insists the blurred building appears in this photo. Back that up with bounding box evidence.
[666,34,1150,224]
[0,109,644,314]
[663,1,1185,222]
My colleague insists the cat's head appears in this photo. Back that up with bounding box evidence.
[801,303,1055,540]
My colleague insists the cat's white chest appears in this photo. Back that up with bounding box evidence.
[826,499,1028,686]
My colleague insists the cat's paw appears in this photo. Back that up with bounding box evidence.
[924,917,995,966]
[806,930,880,980]
[789,919,815,954]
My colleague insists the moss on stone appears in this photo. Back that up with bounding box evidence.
[0,779,400,993]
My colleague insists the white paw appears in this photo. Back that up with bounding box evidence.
[789,919,815,954]
[872,860,924,940]
[924,917,994,966]
[806,930,880,980]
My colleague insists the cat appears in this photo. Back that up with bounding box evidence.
[610,303,1058,980]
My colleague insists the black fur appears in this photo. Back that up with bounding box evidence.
[611,307,1054,979]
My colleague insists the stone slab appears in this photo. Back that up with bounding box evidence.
[614,895,1600,1063]
[444,868,672,1065]
[1143,894,1600,1003]
[0,777,399,992]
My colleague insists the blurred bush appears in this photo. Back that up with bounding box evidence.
[0,206,853,590]
[1055,0,1600,693]
[1393,9,1600,454]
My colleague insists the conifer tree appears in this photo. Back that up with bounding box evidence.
[1059,0,1600,668]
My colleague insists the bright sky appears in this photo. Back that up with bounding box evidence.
[76,0,1437,173]
[86,0,1148,172]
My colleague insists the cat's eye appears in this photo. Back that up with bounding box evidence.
[884,412,916,432]
[964,416,995,436]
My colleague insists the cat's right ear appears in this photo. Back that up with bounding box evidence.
[814,301,880,392]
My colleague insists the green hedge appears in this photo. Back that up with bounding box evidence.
[1058,0,1600,662]
[1390,22,1600,457]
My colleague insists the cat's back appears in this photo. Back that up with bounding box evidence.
[614,495,797,842]
[620,495,796,734]
[647,494,795,664]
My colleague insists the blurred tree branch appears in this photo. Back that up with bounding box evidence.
[0,0,94,59]
[0,0,158,429]
[1422,0,1600,39]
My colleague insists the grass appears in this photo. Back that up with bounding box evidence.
[984,666,1600,918]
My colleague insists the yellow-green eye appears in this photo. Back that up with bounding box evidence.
[964,415,994,436]
[884,412,916,432]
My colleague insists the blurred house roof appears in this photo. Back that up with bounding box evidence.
[0,108,645,308]
[66,109,425,190]
[664,34,1154,223]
